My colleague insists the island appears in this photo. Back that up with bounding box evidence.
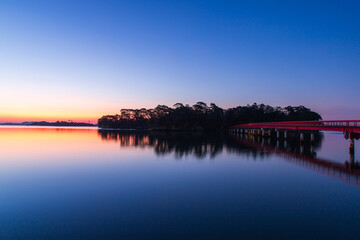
[98,102,322,130]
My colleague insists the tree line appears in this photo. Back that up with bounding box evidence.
[98,102,322,130]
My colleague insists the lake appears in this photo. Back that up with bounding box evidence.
[0,126,359,239]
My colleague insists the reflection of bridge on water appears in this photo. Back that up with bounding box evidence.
[230,131,360,186]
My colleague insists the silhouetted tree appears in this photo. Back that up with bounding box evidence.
[98,102,322,130]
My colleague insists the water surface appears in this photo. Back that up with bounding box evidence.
[0,127,359,239]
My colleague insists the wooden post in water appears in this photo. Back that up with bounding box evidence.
[300,133,304,144]
[310,133,315,144]
[350,139,355,162]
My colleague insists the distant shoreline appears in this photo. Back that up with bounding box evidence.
[0,121,97,127]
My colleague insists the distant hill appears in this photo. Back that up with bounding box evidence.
[0,121,96,127]
[0,122,26,126]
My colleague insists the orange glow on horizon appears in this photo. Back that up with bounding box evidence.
[0,113,100,124]
[0,100,159,123]
[0,127,153,167]
[0,102,162,123]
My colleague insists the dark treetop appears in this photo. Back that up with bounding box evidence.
[98,102,322,130]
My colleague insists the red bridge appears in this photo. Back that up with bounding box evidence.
[231,120,360,141]
[231,120,360,134]
[230,120,360,161]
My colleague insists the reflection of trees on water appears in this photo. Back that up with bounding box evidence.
[97,130,324,160]
[98,130,261,159]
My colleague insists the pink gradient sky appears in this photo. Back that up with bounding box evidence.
[1,1,359,123]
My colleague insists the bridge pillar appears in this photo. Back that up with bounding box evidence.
[276,130,280,138]
[350,139,355,156]
[300,133,304,144]
[310,133,315,144]
[284,131,287,139]
[348,139,355,170]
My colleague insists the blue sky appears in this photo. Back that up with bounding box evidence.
[0,0,359,122]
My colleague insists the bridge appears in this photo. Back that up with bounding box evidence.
[231,120,360,134]
[230,120,360,163]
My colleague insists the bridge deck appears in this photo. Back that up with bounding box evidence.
[232,120,360,133]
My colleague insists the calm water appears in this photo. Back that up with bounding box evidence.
[0,127,359,239]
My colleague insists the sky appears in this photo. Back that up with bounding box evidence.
[0,0,359,123]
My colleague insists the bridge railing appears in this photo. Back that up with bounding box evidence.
[233,120,360,129]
